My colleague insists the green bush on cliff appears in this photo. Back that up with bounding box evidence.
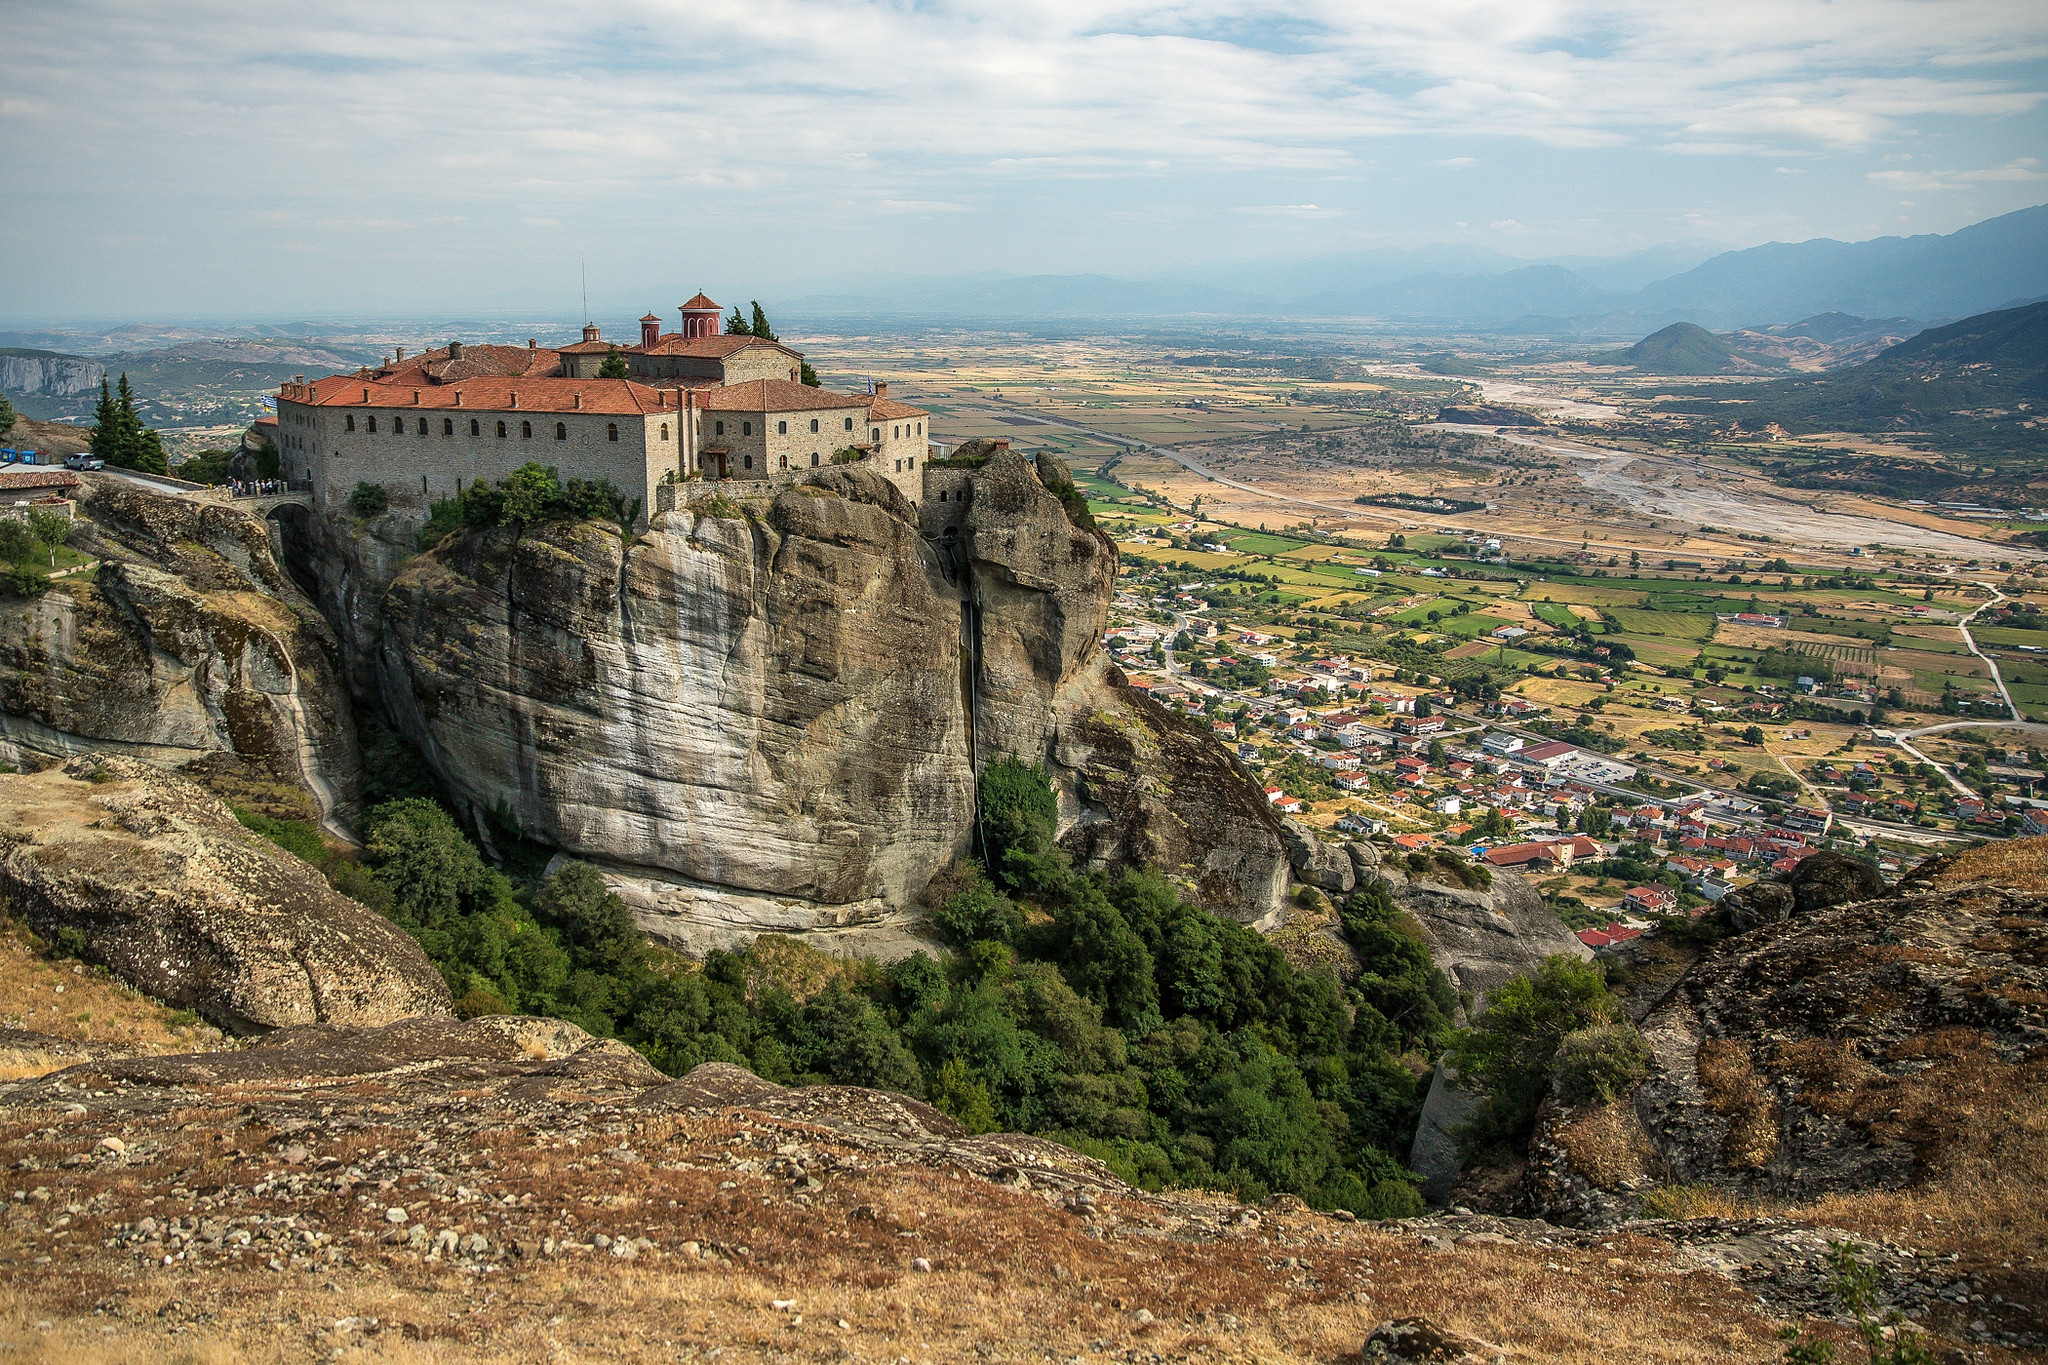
[320,754,1450,1218]
[1447,954,1621,1157]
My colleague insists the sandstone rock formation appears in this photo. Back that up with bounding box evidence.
[1380,868,1589,1020]
[0,756,449,1033]
[377,469,976,934]
[372,453,1290,939]
[0,477,362,829]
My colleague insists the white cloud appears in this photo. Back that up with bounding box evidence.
[1866,157,2048,191]
[2,0,2045,313]
[1236,204,1342,216]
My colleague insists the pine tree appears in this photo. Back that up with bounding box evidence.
[799,361,820,387]
[111,374,166,474]
[0,390,15,435]
[725,307,749,335]
[89,377,121,465]
[749,302,775,340]
[597,345,630,380]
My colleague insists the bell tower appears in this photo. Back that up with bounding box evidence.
[679,292,722,341]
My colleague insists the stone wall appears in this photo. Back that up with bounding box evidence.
[283,398,675,521]
[920,466,975,539]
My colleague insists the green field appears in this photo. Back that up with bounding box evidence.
[1607,608,1715,640]
[1530,602,1581,629]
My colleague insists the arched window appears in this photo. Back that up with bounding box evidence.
[417,417,428,435]
[607,423,619,442]
[556,422,567,440]
[810,452,819,467]
[470,419,480,437]
[742,421,752,436]
[809,418,819,433]
[367,416,378,433]
[778,454,788,470]
[870,427,879,443]
[496,421,507,438]
[659,423,668,441]
[714,420,724,436]
[345,415,356,432]
[777,420,787,435]
[843,417,853,431]
[938,490,947,502]
[443,418,454,436]
[917,422,922,435]
[744,454,754,470]
[517,420,529,438]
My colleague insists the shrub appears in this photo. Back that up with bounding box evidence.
[696,493,744,521]
[1549,1023,1651,1106]
[929,860,1023,946]
[1449,954,1619,1157]
[348,481,389,517]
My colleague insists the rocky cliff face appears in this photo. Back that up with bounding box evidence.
[1051,663,1291,926]
[0,478,361,829]
[0,349,103,399]
[0,756,449,1033]
[378,468,975,937]
[371,453,1290,941]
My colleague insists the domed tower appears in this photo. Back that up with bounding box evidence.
[679,292,721,341]
[639,313,662,349]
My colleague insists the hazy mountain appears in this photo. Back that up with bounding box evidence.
[1730,313,1919,369]
[1593,322,1760,374]
[1658,299,2048,459]
[1635,203,2048,329]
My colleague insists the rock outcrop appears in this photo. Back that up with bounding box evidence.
[1518,840,2047,1228]
[1380,868,1589,1019]
[0,756,449,1033]
[1051,663,1292,926]
[1389,867,1589,1204]
[0,478,362,829]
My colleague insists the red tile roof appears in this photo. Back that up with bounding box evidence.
[0,469,80,491]
[371,344,560,384]
[635,334,798,360]
[867,396,928,420]
[696,379,868,413]
[640,313,662,322]
[557,340,622,355]
[290,376,676,416]
[681,293,721,311]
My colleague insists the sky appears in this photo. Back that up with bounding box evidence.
[2,0,2045,322]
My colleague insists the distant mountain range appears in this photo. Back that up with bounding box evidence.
[1654,299,2048,463]
[780,204,2048,335]
[1593,313,1921,375]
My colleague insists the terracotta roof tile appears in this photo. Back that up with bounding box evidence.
[0,469,81,490]
[292,376,675,417]
[372,344,560,384]
[635,334,800,360]
[696,379,869,412]
[681,293,721,311]
[867,396,927,420]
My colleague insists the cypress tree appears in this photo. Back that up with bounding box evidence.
[725,307,749,335]
[749,302,775,340]
[111,374,167,474]
[89,377,121,465]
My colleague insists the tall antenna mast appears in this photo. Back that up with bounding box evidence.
[581,259,589,325]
